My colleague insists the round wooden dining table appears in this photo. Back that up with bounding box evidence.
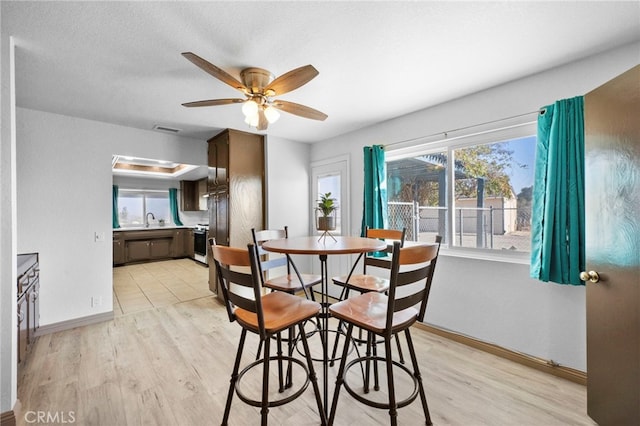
[261,235,387,417]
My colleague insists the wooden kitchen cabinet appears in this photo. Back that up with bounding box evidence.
[127,240,153,262]
[207,129,264,295]
[113,233,125,265]
[114,229,196,265]
[180,180,198,211]
[149,239,172,259]
[126,238,171,261]
[185,228,195,258]
[208,131,230,193]
[181,178,208,211]
[172,229,193,257]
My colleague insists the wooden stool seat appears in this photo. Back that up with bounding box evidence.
[264,273,322,294]
[331,274,390,293]
[235,291,322,333]
[329,292,417,335]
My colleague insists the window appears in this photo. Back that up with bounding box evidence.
[386,124,536,255]
[117,189,171,227]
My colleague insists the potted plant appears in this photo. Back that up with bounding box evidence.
[316,192,337,231]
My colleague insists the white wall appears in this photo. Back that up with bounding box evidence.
[310,41,640,371]
[264,135,312,235]
[16,108,207,327]
[0,32,18,413]
[263,135,314,270]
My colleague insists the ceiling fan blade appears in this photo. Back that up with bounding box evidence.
[272,100,328,121]
[182,98,245,107]
[182,52,247,92]
[264,65,319,96]
[257,109,269,131]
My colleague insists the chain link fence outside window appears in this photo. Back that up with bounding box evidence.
[388,201,531,252]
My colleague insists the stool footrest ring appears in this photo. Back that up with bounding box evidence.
[235,355,310,408]
[342,356,419,410]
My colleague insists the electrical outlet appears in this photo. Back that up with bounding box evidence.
[91,296,103,308]
[94,231,105,242]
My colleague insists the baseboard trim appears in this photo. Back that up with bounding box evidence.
[36,311,114,336]
[416,322,587,386]
[1,409,16,426]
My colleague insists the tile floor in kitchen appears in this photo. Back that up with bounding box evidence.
[112,258,211,316]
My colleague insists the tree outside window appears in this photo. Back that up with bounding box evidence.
[387,135,535,253]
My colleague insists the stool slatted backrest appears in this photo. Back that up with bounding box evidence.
[386,236,442,329]
[210,239,267,339]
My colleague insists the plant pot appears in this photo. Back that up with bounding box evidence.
[317,216,336,231]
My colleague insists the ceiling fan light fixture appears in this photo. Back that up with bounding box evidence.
[241,99,259,117]
[264,105,280,124]
[182,52,327,131]
[244,112,259,127]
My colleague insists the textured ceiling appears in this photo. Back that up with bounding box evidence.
[3,1,639,143]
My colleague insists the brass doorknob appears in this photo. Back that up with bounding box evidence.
[580,270,600,283]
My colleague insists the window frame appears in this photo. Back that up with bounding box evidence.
[386,120,537,264]
[117,188,171,228]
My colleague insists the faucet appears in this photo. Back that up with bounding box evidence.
[145,212,155,228]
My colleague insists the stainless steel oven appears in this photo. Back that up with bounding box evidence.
[193,225,208,265]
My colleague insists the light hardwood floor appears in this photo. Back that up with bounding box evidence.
[15,259,596,425]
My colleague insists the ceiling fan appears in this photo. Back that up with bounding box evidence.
[181,52,328,131]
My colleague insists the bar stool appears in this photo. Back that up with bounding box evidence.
[210,239,327,426]
[252,227,322,389]
[330,227,406,383]
[332,227,406,297]
[252,226,322,299]
[328,237,442,426]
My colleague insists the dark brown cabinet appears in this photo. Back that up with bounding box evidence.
[207,129,264,295]
[149,239,172,259]
[185,228,195,258]
[180,180,198,211]
[113,233,125,265]
[114,229,192,265]
[181,178,208,211]
[127,240,154,262]
[125,238,171,261]
[208,132,230,193]
[172,228,194,257]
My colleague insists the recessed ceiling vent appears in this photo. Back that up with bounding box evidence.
[152,124,181,133]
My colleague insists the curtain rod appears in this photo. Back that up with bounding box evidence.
[383,110,542,149]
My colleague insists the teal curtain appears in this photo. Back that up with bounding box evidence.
[530,96,585,285]
[112,185,120,229]
[361,145,387,237]
[169,188,184,226]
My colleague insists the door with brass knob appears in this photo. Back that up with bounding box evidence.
[584,65,640,425]
[579,271,600,283]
